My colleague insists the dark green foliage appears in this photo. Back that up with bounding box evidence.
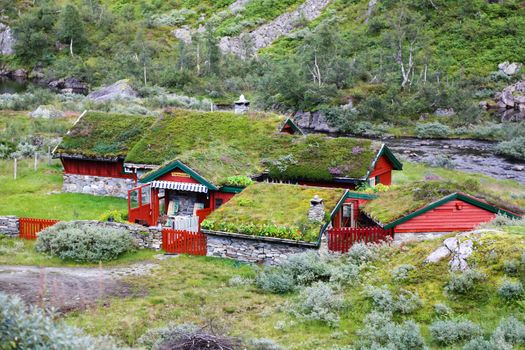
[415,122,452,139]
[497,281,524,302]
[56,4,87,54]
[36,222,136,262]
[495,137,525,161]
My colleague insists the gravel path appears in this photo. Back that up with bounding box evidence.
[0,263,158,312]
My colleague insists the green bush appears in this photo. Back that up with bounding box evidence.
[0,292,120,350]
[365,286,422,314]
[355,311,427,350]
[497,281,524,302]
[255,267,297,294]
[434,303,453,317]
[291,282,344,326]
[495,137,525,161]
[430,320,482,345]
[463,337,499,350]
[35,222,136,262]
[415,122,452,139]
[491,316,525,346]
[503,260,520,276]
[445,269,487,295]
[392,264,416,282]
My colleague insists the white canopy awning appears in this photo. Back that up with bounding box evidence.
[151,181,208,193]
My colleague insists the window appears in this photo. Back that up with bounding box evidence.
[215,198,224,209]
[375,175,380,185]
[341,203,355,227]
[130,189,139,209]
[368,177,376,187]
[141,186,151,205]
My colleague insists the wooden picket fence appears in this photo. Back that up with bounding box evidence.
[19,217,59,240]
[162,228,207,256]
[327,226,394,253]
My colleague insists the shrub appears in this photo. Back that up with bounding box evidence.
[0,292,120,350]
[434,303,453,317]
[356,311,427,350]
[415,122,451,138]
[463,337,499,350]
[329,261,360,286]
[495,137,525,161]
[228,275,253,287]
[247,338,285,350]
[491,316,525,346]
[498,281,524,301]
[365,286,422,314]
[425,155,456,169]
[98,209,128,223]
[395,290,423,314]
[445,269,486,295]
[392,264,415,282]
[255,268,296,294]
[35,222,136,263]
[503,260,520,276]
[429,320,482,345]
[346,242,381,266]
[281,251,331,285]
[291,282,345,326]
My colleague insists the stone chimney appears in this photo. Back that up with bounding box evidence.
[308,195,325,222]
[234,94,250,114]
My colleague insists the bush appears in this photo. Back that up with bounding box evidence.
[356,311,427,350]
[498,281,524,301]
[255,268,297,294]
[346,242,383,266]
[35,222,136,263]
[434,303,453,317]
[445,269,486,295]
[329,261,360,286]
[246,338,285,350]
[495,137,525,161]
[463,337,499,350]
[291,282,344,326]
[415,122,452,138]
[365,286,422,314]
[491,316,525,346]
[0,292,120,350]
[503,260,520,276]
[228,275,253,287]
[392,264,415,282]
[395,289,423,314]
[430,320,482,345]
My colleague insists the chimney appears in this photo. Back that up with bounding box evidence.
[234,94,250,114]
[308,195,325,222]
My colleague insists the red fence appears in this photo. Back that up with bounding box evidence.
[327,226,394,253]
[162,229,207,256]
[19,218,59,240]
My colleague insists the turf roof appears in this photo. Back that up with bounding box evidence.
[55,112,156,160]
[201,182,346,243]
[362,180,524,225]
[126,110,384,185]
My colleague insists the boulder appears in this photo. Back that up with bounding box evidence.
[87,79,138,102]
[493,79,525,121]
[48,77,88,94]
[434,108,455,117]
[498,61,521,76]
[293,110,338,133]
[425,234,476,271]
[0,23,15,55]
[29,105,65,119]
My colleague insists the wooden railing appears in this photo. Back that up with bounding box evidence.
[328,226,393,253]
[19,217,59,240]
[162,229,207,256]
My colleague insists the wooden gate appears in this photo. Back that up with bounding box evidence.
[162,229,207,256]
[19,218,59,240]
[328,226,394,253]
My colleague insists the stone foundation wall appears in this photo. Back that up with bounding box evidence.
[0,216,19,236]
[206,232,317,265]
[62,174,136,198]
[69,221,162,249]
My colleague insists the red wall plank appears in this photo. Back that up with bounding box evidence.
[62,158,135,179]
[369,155,394,185]
[394,199,496,233]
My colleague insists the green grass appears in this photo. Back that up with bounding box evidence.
[64,232,525,349]
[0,237,158,267]
[0,159,127,220]
[202,182,345,242]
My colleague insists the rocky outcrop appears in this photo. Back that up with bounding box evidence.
[498,61,521,76]
[0,23,15,55]
[29,105,65,119]
[293,110,338,133]
[87,79,138,102]
[48,77,88,94]
[219,0,332,56]
[489,79,525,122]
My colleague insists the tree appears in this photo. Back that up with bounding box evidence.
[57,4,86,56]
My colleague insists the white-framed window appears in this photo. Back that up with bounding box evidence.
[341,203,355,228]
[368,176,376,187]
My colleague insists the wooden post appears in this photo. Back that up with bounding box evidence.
[34,152,38,171]
[47,146,51,165]
[13,158,17,180]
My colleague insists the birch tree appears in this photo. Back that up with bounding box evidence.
[57,4,86,56]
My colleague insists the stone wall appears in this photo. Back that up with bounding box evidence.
[62,174,136,198]
[69,221,162,249]
[206,232,317,265]
[0,216,19,237]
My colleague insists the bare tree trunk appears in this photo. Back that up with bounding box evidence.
[70,38,74,56]
[143,64,147,86]
[196,42,201,76]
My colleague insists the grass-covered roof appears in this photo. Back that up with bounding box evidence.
[127,110,384,185]
[363,180,524,225]
[201,183,346,243]
[55,112,156,160]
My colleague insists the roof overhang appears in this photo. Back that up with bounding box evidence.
[139,160,218,191]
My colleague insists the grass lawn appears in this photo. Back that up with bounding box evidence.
[65,232,525,349]
[0,237,159,267]
[0,159,127,220]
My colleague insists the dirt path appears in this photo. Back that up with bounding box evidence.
[0,263,158,312]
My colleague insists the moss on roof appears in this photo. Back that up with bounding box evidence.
[55,112,156,159]
[201,183,346,243]
[363,180,524,225]
[127,110,383,185]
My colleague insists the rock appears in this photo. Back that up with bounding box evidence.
[498,61,521,76]
[0,23,15,55]
[513,165,525,171]
[172,26,192,44]
[48,77,88,94]
[12,69,28,78]
[434,108,455,117]
[425,246,450,263]
[229,0,251,13]
[87,79,138,102]
[293,110,338,133]
[493,79,525,120]
[29,105,65,119]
